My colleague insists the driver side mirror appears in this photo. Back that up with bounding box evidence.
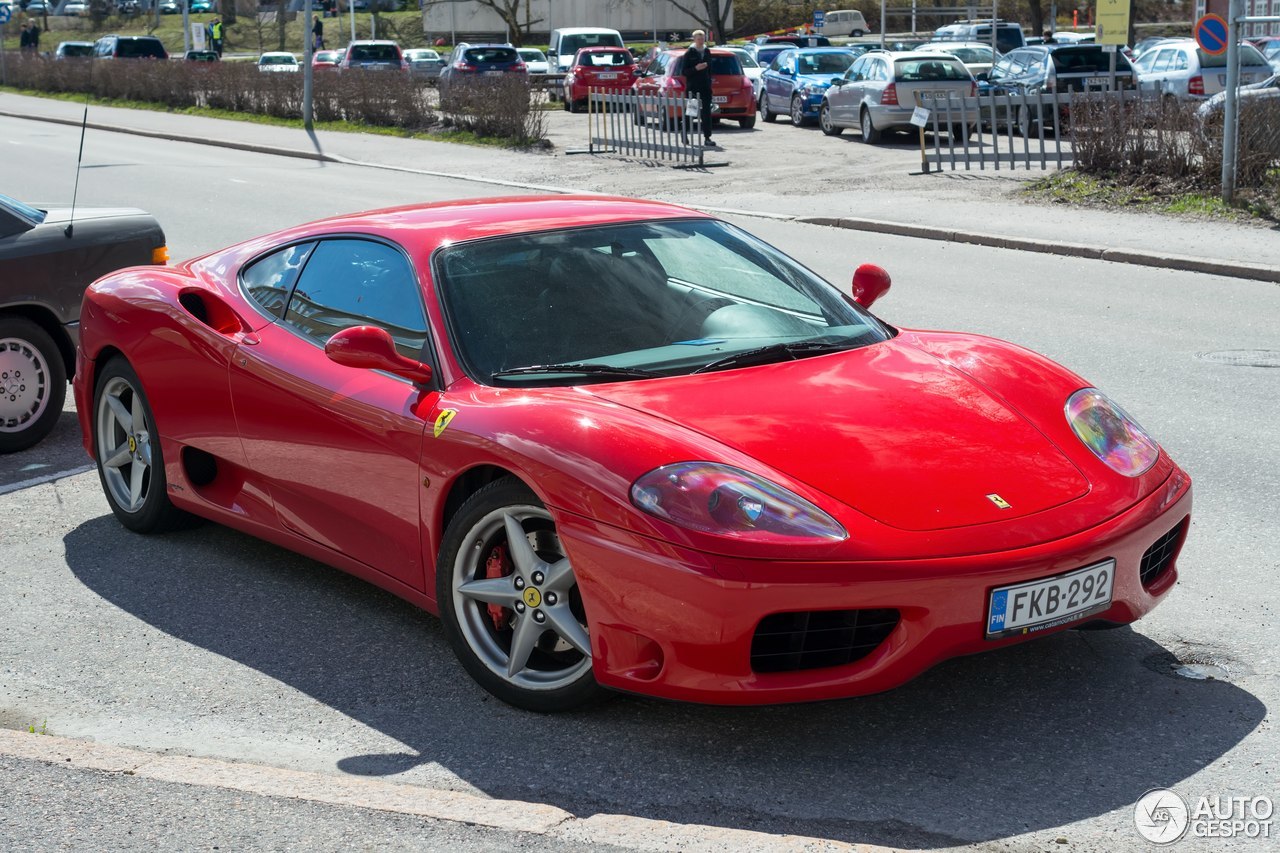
[850,264,892,309]
[829,77,844,86]
[325,326,433,385]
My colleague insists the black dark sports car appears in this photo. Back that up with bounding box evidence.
[1,194,166,453]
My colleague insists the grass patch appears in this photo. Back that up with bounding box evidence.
[1023,171,1278,225]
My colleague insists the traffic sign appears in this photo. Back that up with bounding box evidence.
[0,4,13,25]
[813,10,825,29]
[1194,14,1230,56]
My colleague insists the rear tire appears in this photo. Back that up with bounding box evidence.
[851,29,864,38]
[0,316,66,454]
[737,115,756,129]
[759,90,777,122]
[860,107,881,144]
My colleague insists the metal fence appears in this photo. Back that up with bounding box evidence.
[917,89,1142,172]
[581,88,708,167]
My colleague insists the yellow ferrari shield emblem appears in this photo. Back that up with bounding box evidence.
[986,493,1012,510]
[128,435,137,454]
[523,588,542,608]
[432,408,458,438]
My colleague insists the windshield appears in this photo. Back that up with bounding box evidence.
[0,194,47,229]
[350,44,402,62]
[1201,44,1268,68]
[436,219,891,386]
[896,58,970,81]
[940,46,994,64]
[464,46,518,64]
[1051,47,1134,72]
[519,49,546,62]
[118,39,167,59]
[730,50,760,69]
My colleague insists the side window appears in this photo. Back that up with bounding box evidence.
[1152,49,1174,73]
[846,57,864,81]
[1133,51,1156,73]
[241,241,316,318]
[1173,52,1189,71]
[284,239,428,360]
[874,59,889,81]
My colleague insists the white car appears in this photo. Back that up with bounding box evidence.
[403,48,445,77]
[1133,38,1272,100]
[518,48,550,74]
[723,46,765,99]
[258,52,300,73]
[913,41,999,80]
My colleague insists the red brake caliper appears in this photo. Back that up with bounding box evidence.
[485,545,512,630]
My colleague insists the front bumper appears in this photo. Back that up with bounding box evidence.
[555,470,1191,705]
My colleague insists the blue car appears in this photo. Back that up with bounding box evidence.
[759,47,863,127]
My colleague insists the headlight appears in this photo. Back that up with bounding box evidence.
[630,462,847,541]
[1065,388,1160,477]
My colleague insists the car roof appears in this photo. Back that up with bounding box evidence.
[884,51,966,60]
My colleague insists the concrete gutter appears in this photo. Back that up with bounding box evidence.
[0,729,892,852]
[5,108,1278,285]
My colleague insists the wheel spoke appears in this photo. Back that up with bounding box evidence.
[131,390,146,434]
[106,394,133,433]
[457,576,517,607]
[128,455,146,509]
[103,446,132,470]
[544,607,591,657]
[541,557,574,594]
[506,613,542,677]
[502,513,541,578]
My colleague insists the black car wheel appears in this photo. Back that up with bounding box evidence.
[92,357,186,533]
[437,477,608,712]
[0,316,67,454]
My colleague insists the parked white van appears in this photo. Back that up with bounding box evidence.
[548,27,625,73]
[823,10,872,38]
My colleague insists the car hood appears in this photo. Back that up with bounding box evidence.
[794,73,837,87]
[586,338,1090,532]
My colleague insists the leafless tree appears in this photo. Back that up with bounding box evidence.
[472,0,544,47]
[666,0,733,43]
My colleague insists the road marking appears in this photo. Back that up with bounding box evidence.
[0,463,94,497]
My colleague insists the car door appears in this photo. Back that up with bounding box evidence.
[765,50,795,111]
[229,237,438,592]
[828,57,862,121]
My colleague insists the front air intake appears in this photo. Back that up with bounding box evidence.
[751,609,899,673]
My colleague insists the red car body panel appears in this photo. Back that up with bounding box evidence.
[564,47,638,104]
[632,48,755,119]
[73,195,1192,705]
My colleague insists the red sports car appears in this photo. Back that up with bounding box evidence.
[73,197,1191,712]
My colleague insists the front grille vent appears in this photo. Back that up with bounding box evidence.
[750,609,899,673]
[1140,518,1187,588]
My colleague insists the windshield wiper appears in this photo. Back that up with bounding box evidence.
[692,340,853,374]
[490,363,663,380]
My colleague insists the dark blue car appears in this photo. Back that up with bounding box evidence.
[759,47,863,126]
[438,43,528,98]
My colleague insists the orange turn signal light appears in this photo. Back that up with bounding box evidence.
[152,245,170,265]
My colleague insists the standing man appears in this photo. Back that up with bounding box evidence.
[312,16,324,51]
[210,17,224,58]
[682,29,714,147]
[19,22,32,54]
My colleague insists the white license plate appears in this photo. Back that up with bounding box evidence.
[1086,76,1109,88]
[986,560,1114,638]
[485,70,503,76]
[597,72,618,80]
[713,95,728,103]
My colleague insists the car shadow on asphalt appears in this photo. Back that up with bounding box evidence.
[64,516,1263,849]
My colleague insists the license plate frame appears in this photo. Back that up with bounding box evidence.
[986,559,1115,639]
[713,95,729,103]
[597,72,619,80]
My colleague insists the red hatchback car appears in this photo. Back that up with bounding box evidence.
[563,46,638,112]
[73,196,1191,712]
[633,47,757,128]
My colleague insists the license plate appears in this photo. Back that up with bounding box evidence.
[597,72,618,80]
[1086,76,1110,88]
[485,70,503,76]
[986,560,1114,639]
[713,95,728,103]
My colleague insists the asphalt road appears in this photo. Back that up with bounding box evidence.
[2,115,1278,851]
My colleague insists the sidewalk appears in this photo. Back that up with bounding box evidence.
[3,91,1278,280]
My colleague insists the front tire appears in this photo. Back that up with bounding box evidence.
[92,357,185,533]
[0,316,66,454]
[820,103,843,136]
[790,94,811,127]
[437,477,608,712]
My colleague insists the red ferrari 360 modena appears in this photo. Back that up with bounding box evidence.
[73,196,1191,712]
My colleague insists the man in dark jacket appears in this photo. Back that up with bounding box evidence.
[682,29,714,147]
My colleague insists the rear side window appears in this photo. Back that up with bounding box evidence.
[1200,44,1266,68]
[465,47,518,64]
[350,44,402,62]
[118,39,167,59]
[242,242,316,319]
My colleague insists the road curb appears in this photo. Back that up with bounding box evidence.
[6,108,1277,285]
[0,729,895,852]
